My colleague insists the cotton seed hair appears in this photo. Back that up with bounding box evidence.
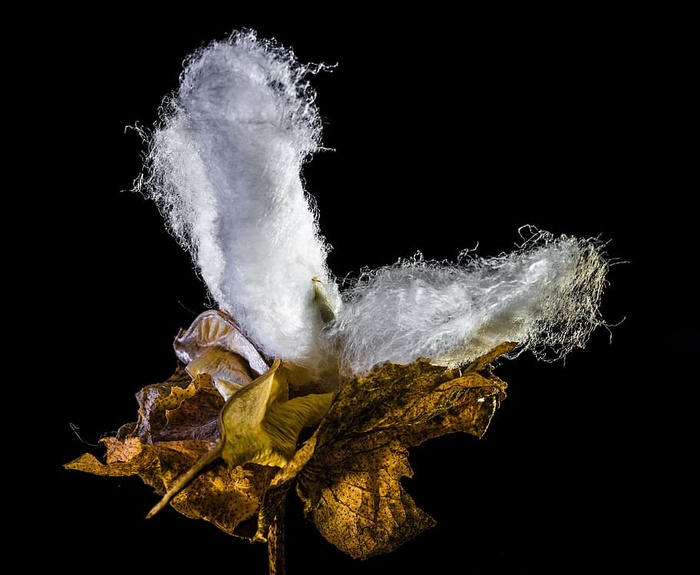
[135,29,610,382]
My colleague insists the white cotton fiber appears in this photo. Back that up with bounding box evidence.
[134,30,340,373]
[134,29,612,385]
[323,229,610,376]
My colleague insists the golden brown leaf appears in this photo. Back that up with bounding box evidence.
[64,346,282,539]
[66,435,276,537]
[131,369,224,442]
[66,437,153,477]
[294,342,515,559]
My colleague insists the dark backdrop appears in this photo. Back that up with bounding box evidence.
[35,9,692,574]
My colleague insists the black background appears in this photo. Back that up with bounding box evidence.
[31,8,693,574]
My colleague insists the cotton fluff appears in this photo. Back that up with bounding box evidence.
[135,30,612,384]
[135,30,340,373]
[323,229,610,376]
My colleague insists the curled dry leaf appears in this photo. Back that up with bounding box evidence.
[65,367,277,537]
[258,342,515,559]
[65,310,515,566]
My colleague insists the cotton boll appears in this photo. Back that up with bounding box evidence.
[135,30,340,377]
[324,229,610,376]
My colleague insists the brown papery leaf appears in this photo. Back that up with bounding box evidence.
[65,350,278,539]
[65,436,276,537]
[174,309,269,377]
[295,342,515,560]
[129,368,224,442]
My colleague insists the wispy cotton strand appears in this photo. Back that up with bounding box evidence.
[134,30,340,375]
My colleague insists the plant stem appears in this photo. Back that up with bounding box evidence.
[267,506,286,575]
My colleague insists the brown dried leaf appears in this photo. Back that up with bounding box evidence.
[64,336,280,539]
[155,448,276,538]
[66,437,153,477]
[305,440,433,559]
[130,369,224,442]
[295,342,515,559]
[66,435,275,537]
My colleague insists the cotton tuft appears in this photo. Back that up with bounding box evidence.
[134,30,612,385]
[322,229,610,376]
[135,30,340,373]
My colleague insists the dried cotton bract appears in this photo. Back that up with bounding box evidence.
[135,30,611,386]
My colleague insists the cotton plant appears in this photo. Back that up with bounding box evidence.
[66,29,611,575]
